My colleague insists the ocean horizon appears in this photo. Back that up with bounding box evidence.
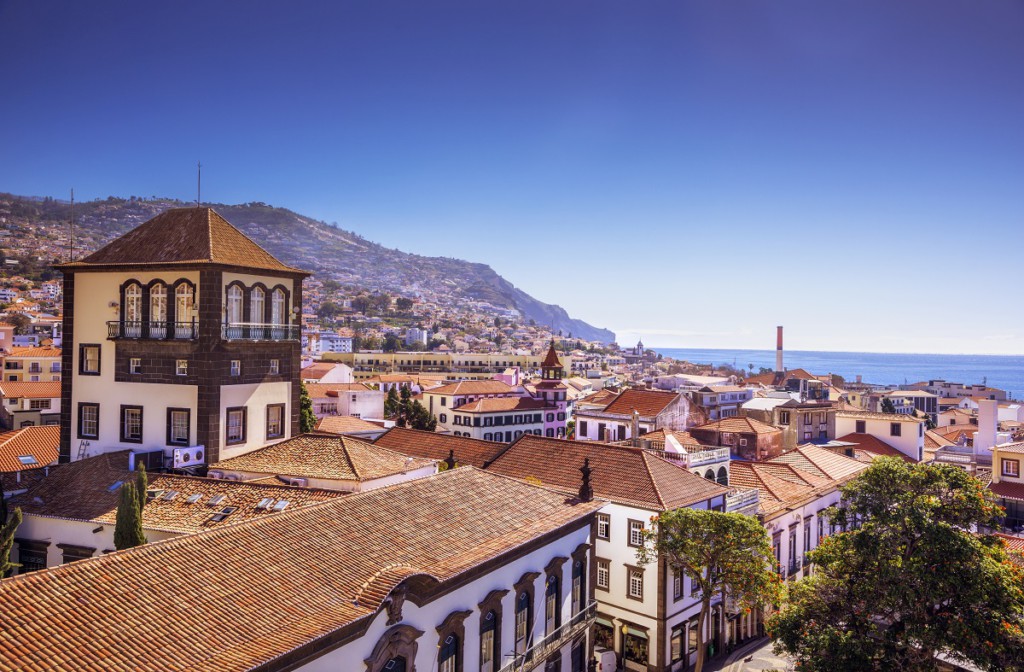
[652,347,1024,400]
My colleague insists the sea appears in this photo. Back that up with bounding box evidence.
[654,347,1024,400]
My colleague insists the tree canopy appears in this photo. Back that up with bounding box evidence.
[299,382,316,433]
[768,457,1024,672]
[638,508,781,672]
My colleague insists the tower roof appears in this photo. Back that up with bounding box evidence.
[541,342,561,368]
[58,207,307,275]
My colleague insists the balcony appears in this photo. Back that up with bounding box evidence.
[222,323,300,342]
[788,558,802,578]
[497,600,597,672]
[108,321,198,340]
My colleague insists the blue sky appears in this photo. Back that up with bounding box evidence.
[2,1,1022,354]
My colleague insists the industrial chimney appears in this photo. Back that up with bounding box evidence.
[776,326,784,373]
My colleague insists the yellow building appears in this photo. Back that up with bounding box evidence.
[2,345,62,382]
[323,350,569,381]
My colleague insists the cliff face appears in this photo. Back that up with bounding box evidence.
[0,194,615,343]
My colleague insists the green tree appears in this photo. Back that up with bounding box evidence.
[5,313,30,335]
[637,509,782,672]
[113,482,147,551]
[0,501,22,577]
[768,458,1024,672]
[299,382,317,433]
[880,396,897,414]
[135,463,148,511]
[395,297,414,312]
[407,400,437,431]
[317,301,343,320]
[382,333,402,352]
[384,387,400,418]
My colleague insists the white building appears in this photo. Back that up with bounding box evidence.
[57,207,307,466]
[0,467,603,672]
[834,411,924,462]
[575,388,703,443]
[485,434,757,672]
[306,382,384,420]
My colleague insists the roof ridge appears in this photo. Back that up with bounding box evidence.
[640,452,668,509]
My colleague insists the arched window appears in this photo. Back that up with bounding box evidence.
[480,610,499,672]
[515,591,532,655]
[123,283,142,336]
[382,657,406,672]
[545,574,560,634]
[704,469,715,481]
[174,283,195,338]
[271,288,286,325]
[717,466,728,486]
[250,286,265,324]
[438,633,458,672]
[226,285,244,325]
[149,283,167,338]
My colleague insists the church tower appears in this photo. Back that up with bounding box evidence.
[533,341,568,438]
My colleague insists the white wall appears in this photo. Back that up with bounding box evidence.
[835,416,923,461]
[220,382,292,461]
[297,521,593,672]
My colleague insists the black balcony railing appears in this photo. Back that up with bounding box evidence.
[788,558,802,577]
[222,323,300,341]
[107,321,198,340]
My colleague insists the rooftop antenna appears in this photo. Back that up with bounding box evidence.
[196,161,201,206]
[68,188,74,261]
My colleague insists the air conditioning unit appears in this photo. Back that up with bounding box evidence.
[173,446,205,469]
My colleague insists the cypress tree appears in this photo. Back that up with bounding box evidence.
[113,482,147,551]
[299,382,316,433]
[135,463,148,510]
[0,505,22,576]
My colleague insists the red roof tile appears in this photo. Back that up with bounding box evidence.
[0,467,601,672]
[374,427,508,468]
[601,389,679,417]
[0,425,59,473]
[0,381,61,399]
[693,416,781,435]
[486,434,728,510]
[426,380,514,396]
[834,433,916,463]
[990,480,1024,502]
[58,207,307,274]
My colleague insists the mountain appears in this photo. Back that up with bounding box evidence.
[0,194,615,343]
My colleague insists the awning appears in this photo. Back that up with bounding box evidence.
[624,627,648,639]
[595,617,613,628]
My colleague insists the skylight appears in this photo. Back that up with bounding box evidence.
[107,481,123,492]
[185,494,202,504]
[209,506,238,522]
[255,497,274,510]
[272,500,290,512]
[162,490,180,501]
[17,455,37,465]
[207,494,226,506]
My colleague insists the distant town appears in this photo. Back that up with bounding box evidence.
[0,205,1020,672]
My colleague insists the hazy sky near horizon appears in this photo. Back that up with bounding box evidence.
[2,1,1022,354]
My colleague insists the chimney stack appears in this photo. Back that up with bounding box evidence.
[631,410,640,446]
[974,399,998,454]
[776,326,784,373]
[579,457,593,502]
[444,450,456,471]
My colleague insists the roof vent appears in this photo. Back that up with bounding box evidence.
[209,506,238,522]
[207,494,227,507]
[161,490,180,501]
[17,455,37,466]
[185,494,203,504]
[107,480,124,492]
[272,500,290,512]
[255,497,275,510]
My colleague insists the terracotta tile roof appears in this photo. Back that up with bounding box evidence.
[995,533,1024,554]
[834,433,916,463]
[58,207,306,274]
[641,428,706,447]
[4,345,61,358]
[771,444,873,479]
[373,427,507,468]
[578,388,618,407]
[541,343,561,368]
[301,362,344,380]
[924,429,956,449]
[601,389,679,417]
[0,381,61,399]
[693,416,781,435]
[486,434,728,510]
[10,451,340,534]
[937,398,963,408]
[729,460,845,514]
[996,442,1024,455]
[209,432,434,482]
[365,373,447,384]
[0,425,59,473]
[314,415,385,434]
[304,382,375,398]
[456,396,552,413]
[836,410,923,423]
[0,467,602,672]
[990,480,1024,502]
[425,380,514,396]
